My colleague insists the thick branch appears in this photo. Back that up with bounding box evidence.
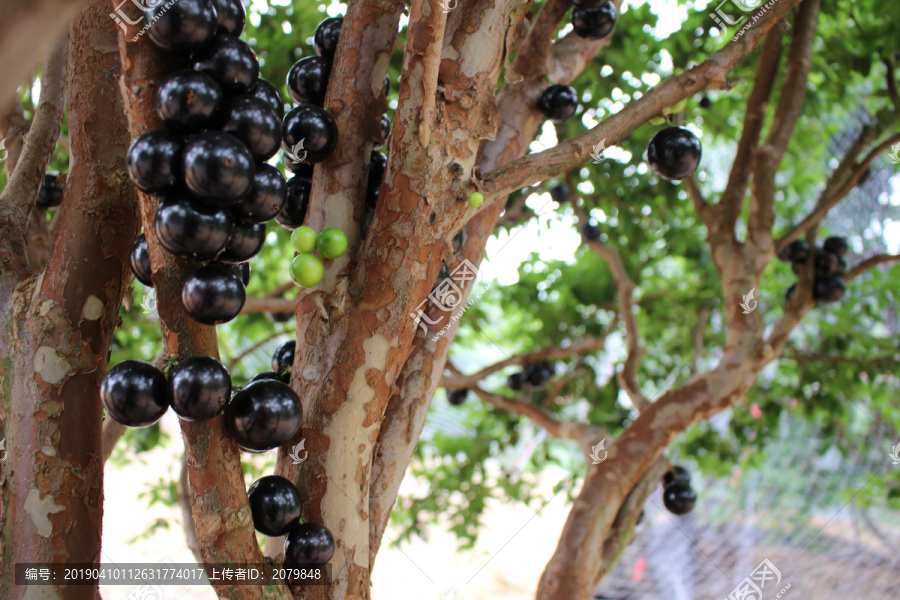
[480,0,804,199]
[0,34,67,284]
[441,336,607,389]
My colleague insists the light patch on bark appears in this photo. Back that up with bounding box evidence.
[82,295,104,320]
[321,192,355,291]
[25,488,65,537]
[321,334,393,570]
[23,585,60,600]
[41,446,56,456]
[372,52,391,98]
[33,346,71,385]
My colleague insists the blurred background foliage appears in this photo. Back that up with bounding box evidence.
[9,0,898,555]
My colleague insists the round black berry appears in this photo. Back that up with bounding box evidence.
[210,0,245,36]
[181,263,247,324]
[126,129,184,195]
[778,239,810,263]
[248,475,302,537]
[146,0,216,52]
[284,522,335,565]
[224,379,302,453]
[220,96,282,161]
[282,105,338,164]
[182,131,255,205]
[272,340,296,380]
[537,85,578,123]
[448,389,468,406]
[155,196,233,261]
[101,360,168,428]
[662,466,691,488]
[287,57,331,106]
[248,78,284,119]
[276,175,311,230]
[549,184,571,204]
[571,1,618,40]
[36,173,64,209]
[366,151,387,209]
[130,233,153,287]
[647,126,702,181]
[232,163,286,224]
[663,483,696,515]
[156,70,223,133]
[191,33,259,95]
[812,276,846,304]
[822,236,848,257]
[314,17,343,60]
[167,356,231,421]
[216,221,265,263]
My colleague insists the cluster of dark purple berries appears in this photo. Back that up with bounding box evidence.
[780,236,848,304]
[125,0,289,325]
[662,465,696,515]
[507,360,555,391]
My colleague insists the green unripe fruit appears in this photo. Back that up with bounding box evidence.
[290,253,324,287]
[468,192,484,208]
[649,116,666,126]
[316,228,349,259]
[291,226,318,253]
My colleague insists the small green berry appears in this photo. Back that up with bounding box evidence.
[290,253,324,287]
[468,192,484,208]
[316,228,349,259]
[291,226,318,253]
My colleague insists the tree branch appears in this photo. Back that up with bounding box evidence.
[749,0,820,245]
[845,253,900,280]
[479,0,805,199]
[782,351,900,365]
[0,33,67,284]
[775,131,900,254]
[441,335,608,389]
[573,204,647,410]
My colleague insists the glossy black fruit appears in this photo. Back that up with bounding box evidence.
[156,70,223,133]
[210,0,245,36]
[220,96,281,161]
[36,174,64,209]
[267,308,295,323]
[276,175,311,230]
[167,356,231,421]
[101,360,168,428]
[232,164,286,224]
[823,236,848,256]
[814,251,842,276]
[699,95,712,109]
[272,340,296,379]
[146,0,216,51]
[379,114,391,145]
[525,361,553,387]
[778,239,810,263]
[155,196,233,261]
[191,33,259,95]
[448,389,468,406]
[248,476,302,536]
[182,132,255,205]
[647,126,702,181]
[220,261,251,286]
[812,276,846,304]
[249,78,284,119]
[287,57,331,106]
[284,522,335,565]
[130,233,154,287]
[224,379,302,452]
[507,372,527,391]
[383,75,391,98]
[785,283,797,302]
[452,229,465,253]
[182,263,246,324]
[217,221,265,263]
[663,483,696,515]
[549,184,571,204]
[366,151,387,208]
[126,129,184,194]
[314,17,343,60]
[282,105,338,164]
[581,224,600,241]
[537,85,578,123]
[572,1,618,40]
[247,372,281,386]
[662,465,691,488]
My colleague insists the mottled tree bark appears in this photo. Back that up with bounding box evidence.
[0,1,137,597]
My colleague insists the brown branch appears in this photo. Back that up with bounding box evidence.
[0,33,67,283]
[782,351,900,365]
[718,22,786,238]
[0,95,30,174]
[240,296,297,314]
[749,0,820,244]
[510,0,574,77]
[101,418,126,464]
[845,253,900,280]
[775,131,900,254]
[574,204,647,409]
[468,383,594,444]
[441,335,608,389]
[225,328,289,370]
[115,23,288,600]
[480,0,805,199]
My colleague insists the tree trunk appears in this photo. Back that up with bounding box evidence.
[0,1,138,596]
